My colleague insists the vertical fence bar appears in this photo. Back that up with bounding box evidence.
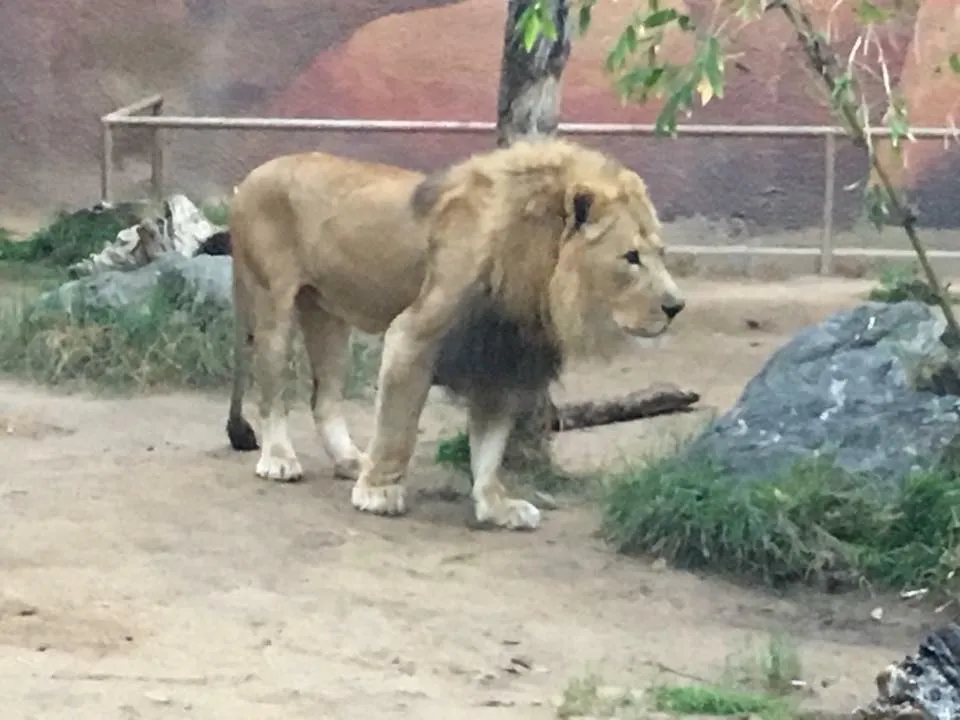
[819,132,836,275]
[100,121,114,205]
[149,98,165,201]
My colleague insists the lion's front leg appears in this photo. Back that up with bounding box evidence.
[353,240,482,519]
[352,308,446,517]
[468,395,542,531]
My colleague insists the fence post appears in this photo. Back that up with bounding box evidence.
[150,98,165,201]
[819,132,836,275]
[100,121,114,206]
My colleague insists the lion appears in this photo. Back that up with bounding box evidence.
[217,137,686,531]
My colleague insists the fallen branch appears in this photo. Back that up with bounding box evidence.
[552,382,700,431]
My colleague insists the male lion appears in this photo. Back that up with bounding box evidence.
[219,137,685,531]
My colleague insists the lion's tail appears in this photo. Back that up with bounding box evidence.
[196,230,232,257]
[202,227,259,452]
[225,273,259,452]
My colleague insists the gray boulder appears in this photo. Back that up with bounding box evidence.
[856,622,960,720]
[685,300,960,496]
[38,252,234,313]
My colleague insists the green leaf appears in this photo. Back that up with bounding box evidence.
[830,73,853,103]
[615,66,666,101]
[855,0,889,23]
[540,13,559,41]
[578,4,593,34]
[864,185,890,231]
[677,14,696,31]
[605,24,639,72]
[623,24,639,53]
[522,13,541,52]
[642,8,680,29]
[950,52,960,76]
[655,75,697,137]
[701,36,725,99]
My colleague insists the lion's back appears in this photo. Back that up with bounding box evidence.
[231,151,432,333]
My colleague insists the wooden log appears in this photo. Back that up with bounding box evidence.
[552,383,701,432]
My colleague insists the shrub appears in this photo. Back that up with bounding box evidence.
[0,204,143,268]
[868,263,956,305]
[0,268,381,397]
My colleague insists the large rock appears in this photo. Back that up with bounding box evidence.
[68,195,225,277]
[686,301,960,495]
[856,622,960,720]
[38,252,234,314]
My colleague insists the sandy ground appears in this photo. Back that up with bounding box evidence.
[0,276,948,719]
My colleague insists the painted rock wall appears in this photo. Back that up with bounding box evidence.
[0,0,957,230]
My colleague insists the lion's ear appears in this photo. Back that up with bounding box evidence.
[566,187,595,231]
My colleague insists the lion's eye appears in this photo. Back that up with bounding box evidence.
[623,249,642,266]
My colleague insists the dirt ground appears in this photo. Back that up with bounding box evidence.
[0,276,949,719]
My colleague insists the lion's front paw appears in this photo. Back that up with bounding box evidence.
[475,496,541,531]
[351,481,407,516]
[256,451,304,483]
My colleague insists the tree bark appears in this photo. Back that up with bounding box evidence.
[496,0,571,147]
[552,384,701,432]
[495,0,571,471]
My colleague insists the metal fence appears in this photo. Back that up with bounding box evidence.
[100,95,960,276]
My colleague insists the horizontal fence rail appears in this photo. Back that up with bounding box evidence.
[100,95,960,277]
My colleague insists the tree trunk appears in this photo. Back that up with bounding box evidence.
[495,0,571,471]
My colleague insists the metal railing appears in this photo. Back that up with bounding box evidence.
[100,95,960,276]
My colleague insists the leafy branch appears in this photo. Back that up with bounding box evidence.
[517,0,960,342]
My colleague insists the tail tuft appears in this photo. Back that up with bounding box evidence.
[197,230,232,256]
[227,414,259,451]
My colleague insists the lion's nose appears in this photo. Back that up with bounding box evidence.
[661,300,685,320]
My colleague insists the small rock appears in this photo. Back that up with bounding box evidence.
[479,698,515,707]
[870,607,884,621]
[144,691,172,705]
[534,491,559,510]
[506,656,533,672]
[391,657,416,676]
[474,671,498,685]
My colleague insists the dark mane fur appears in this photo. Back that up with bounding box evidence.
[432,293,562,396]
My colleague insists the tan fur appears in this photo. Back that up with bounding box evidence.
[225,138,685,531]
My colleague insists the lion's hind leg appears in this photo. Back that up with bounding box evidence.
[251,284,303,482]
[468,394,542,531]
[297,294,363,480]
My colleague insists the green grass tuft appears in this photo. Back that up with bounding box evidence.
[435,431,472,473]
[0,204,144,269]
[650,683,791,719]
[601,447,960,592]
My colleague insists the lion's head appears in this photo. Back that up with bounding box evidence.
[412,137,685,366]
[547,150,685,357]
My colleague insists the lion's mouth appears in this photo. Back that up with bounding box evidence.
[627,317,673,339]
